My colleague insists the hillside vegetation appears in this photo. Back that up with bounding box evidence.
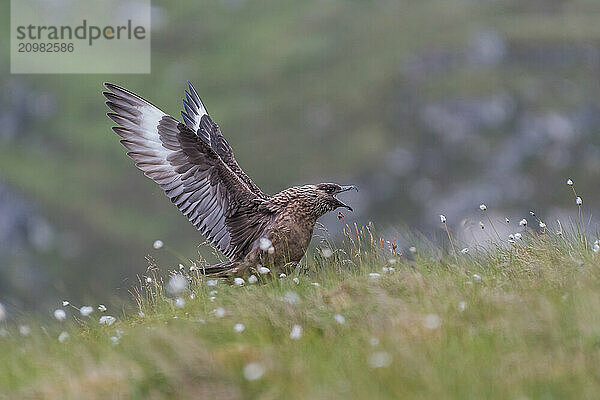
[2,220,600,399]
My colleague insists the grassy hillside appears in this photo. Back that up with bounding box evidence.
[2,219,600,399]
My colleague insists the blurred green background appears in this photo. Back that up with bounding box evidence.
[2,0,600,312]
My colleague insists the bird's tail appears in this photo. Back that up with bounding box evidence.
[199,261,236,276]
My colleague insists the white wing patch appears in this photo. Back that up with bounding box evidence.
[138,105,166,136]
[181,81,209,142]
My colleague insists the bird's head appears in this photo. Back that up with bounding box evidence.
[314,183,358,213]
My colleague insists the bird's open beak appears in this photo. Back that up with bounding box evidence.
[334,185,358,211]
[340,185,358,193]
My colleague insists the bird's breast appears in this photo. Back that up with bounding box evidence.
[273,218,314,258]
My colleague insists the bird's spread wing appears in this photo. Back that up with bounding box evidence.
[181,82,267,198]
[104,83,272,260]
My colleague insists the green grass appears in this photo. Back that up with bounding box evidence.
[2,224,600,399]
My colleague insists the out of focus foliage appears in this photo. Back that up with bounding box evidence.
[1,0,600,309]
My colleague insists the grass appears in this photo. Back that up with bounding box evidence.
[2,220,600,399]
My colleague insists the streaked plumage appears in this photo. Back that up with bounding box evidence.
[103,82,356,276]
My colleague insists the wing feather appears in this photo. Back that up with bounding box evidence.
[181,82,268,199]
[104,83,272,260]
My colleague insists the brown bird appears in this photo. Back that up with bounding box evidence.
[103,82,356,276]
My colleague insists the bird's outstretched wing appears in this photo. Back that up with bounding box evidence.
[103,83,272,260]
[181,82,267,198]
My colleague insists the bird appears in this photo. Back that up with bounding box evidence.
[103,82,357,276]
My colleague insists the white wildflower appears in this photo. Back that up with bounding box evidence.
[234,277,245,286]
[293,277,300,284]
[567,178,573,186]
[243,362,265,381]
[519,219,527,227]
[248,275,258,284]
[594,244,600,253]
[290,324,303,340]
[166,274,188,295]
[369,272,381,278]
[539,222,546,229]
[283,291,300,305]
[461,248,469,254]
[189,293,195,299]
[19,325,31,336]
[439,214,446,223]
[145,277,152,283]
[472,274,482,283]
[99,315,116,326]
[479,221,484,229]
[409,246,417,253]
[98,304,107,312]
[259,237,272,251]
[258,267,270,275]
[334,314,346,324]
[54,309,66,321]
[423,314,441,330]
[311,282,320,287]
[58,331,69,343]
[458,301,467,312]
[152,239,164,249]
[576,196,583,205]
[279,273,287,278]
[368,351,392,368]
[479,204,487,211]
[62,301,70,307]
[321,248,333,258]
[138,311,146,318]
[209,296,216,302]
[213,307,225,318]
[514,233,522,240]
[234,323,245,333]
[505,218,510,223]
[174,297,186,308]
[80,306,93,317]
